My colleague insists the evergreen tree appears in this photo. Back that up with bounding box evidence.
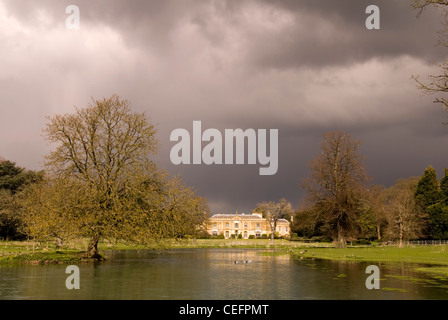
[440,168,448,201]
[415,166,441,210]
[426,203,448,239]
[427,168,448,239]
[415,166,448,239]
[0,160,43,239]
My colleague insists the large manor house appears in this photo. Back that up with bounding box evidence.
[207,212,290,239]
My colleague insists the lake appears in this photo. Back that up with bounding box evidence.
[1,248,447,299]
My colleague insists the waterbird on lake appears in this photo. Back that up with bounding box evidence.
[235,260,252,264]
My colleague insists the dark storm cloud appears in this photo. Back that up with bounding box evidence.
[248,0,446,67]
[3,0,445,67]
[170,105,448,214]
[2,0,448,213]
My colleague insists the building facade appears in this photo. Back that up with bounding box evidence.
[207,212,290,239]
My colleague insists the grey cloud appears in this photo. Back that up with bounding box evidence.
[2,0,202,52]
[165,105,448,214]
[4,0,445,68]
[245,0,446,68]
[1,0,448,213]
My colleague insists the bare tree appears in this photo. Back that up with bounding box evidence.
[412,0,448,12]
[412,1,448,116]
[383,178,428,247]
[302,131,368,247]
[367,184,389,240]
[256,198,292,241]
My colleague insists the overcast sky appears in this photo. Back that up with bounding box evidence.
[1,0,448,214]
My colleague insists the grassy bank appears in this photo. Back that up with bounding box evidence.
[290,245,448,266]
[0,239,147,265]
[2,239,448,269]
[289,245,448,277]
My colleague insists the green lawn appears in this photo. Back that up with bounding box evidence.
[168,238,320,248]
[0,239,147,264]
[0,240,82,264]
[291,245,448,266]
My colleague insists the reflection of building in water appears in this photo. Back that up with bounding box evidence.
[207,212,290,239]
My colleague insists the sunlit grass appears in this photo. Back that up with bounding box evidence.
[169,238,332,249]
[292,245,448,265]
[0,238,149,264]
[3,238,448,267]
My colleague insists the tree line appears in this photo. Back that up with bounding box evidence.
[0,95,209,259]
[291,131,448,247]
[291,1,448,247]
[1,103,446,252]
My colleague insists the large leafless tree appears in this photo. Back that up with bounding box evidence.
[302,131,368,247]
[256,198,292,241]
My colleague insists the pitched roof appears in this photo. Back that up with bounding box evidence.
[209,213,290,224]
[210,213,263,220]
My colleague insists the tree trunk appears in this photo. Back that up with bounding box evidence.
[376,223,381,240]
[270,221,276,242]
[399,223,404,248]
[55,237,63,249]
[336,223,347,248]
[85,236,105,260]
[336,235,347,248]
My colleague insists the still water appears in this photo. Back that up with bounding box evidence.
[1,248,448,300]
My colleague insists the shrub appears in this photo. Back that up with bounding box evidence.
[267,232,280,239]
[352,239,371,245]
[209,234,225,239]
[289,233,299,241]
